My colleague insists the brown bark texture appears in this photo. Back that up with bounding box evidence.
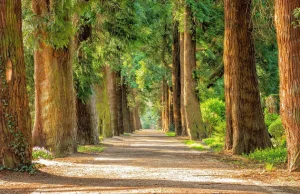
[0,0,32,168]
[122,83,131,133]
[76,93,99,145]
[275,0,300,172]
[95,70,112,138]
[32,0,77,157]
[105,66,119,136]
[183,5,205,140]
[116,71,124,135]
[223,0,272,154]
[172,21,182,136]
[168,86,174,132]
[180,33,187,136]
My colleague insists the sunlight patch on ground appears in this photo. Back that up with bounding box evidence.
[94,157,134,161]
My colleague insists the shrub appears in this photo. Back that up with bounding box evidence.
[77,145,104,153]
[245,147,287,165]
[32,147,54,160]
[269,118,285,146]
[201,98,225,137]
[264,109,279,128]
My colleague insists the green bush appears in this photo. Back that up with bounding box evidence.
[245,147,287,165]
[77,145,104,153]
[203,137,224,152]
[269,118,285,146]
[264,110,279,128]
[201,98,225,137]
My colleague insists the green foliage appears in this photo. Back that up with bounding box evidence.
[77,145,104,153]
[245,147,287,165]
[32,147,54,160]
[0,164,38,175]
[264,111,280,128]
[166,132,175,137]
[269,118,285,147]
[203,137,224,152]
[183,140,206,151]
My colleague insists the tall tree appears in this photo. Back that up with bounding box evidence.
[116,71,124,135]
[32,0,77,156]
[275,1,300,172]
[180,33,187,136]
[106,66,119,136]
[0,0,32,168]
[183,4,205,140]
[223,0,271,154]
[172,21,182,136]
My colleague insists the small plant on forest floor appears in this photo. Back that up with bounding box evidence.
[32,147,54,160]
[183,140,206,151]
[99,136,104,141]
[165,132,175,137]
[77,145,104,153]
[244,147,287,166]
[0,163,38,175]
[203,137,224,152]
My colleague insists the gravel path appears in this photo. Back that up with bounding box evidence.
[0,129,299,193]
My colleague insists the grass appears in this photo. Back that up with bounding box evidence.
[244,147,287,165]
[165,131,176,137]
[77,145,104,153]
[183,140,205,151]
[203,137,224,152]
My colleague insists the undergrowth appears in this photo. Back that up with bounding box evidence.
[165,131,175,137]
[77,145,104,153]
[183,140,205,151]
[244,147,287,166]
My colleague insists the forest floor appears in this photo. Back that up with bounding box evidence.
[0,129,299,194]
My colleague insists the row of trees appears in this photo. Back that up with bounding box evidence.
[1,0,300,173]
[0,0,143,168]
[159,1,300,172]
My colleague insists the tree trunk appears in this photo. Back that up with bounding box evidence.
[180,33,187,136]
[95,69,112,138]
[168,86,174,131]
[106,66,119,136]
[32,0,77,157]
[183,5,205,140]
[164,83,170,132]
[0,0,32,168]
[75,13,98,145]
[116,71,124,135]
[224,0,272,154]
[275,0,300,172]
[76,93,99,145]
[172,21,182,136]
[122,83,131,133]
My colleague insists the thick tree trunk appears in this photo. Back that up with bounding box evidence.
[116,71,124,135]
[75,14,98,145]
[122,83,131,133]
[95,70,112,138]
[183,5,205,140]
[32,0,77,157]
[76,93,99,145]
[105,66,119,136]
[168,87,174,131]
[180,33,187,136]
[275,0,300,172]
[172,21,182,136]
[224,0,272,154]
[0,0,32,168]
[164,84,170,132]
[161,81,166,131]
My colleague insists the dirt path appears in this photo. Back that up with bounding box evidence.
[0,129,299,193]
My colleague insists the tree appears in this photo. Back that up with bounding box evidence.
[183,4,205,140]
[0,0,32,168]
[172,20,182,136]
[32,0,77,157]
[275,1,300,172]
[223,0,272,154]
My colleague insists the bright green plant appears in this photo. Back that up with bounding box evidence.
[245,147,287,165]
[269,118,285,147]
[77,145,104,153]
[32,147,54,160]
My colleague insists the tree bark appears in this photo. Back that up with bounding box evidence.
[180,33,187,136]
[116,71,124,135]
[275,0,300,172]
[105,66,119,136]
[95,69,112,138]
[32,0,77,157]
[183,5,205,140]
[76,93,99,145]
[224,0,272,154]
[0,0,32,168]
[172,21,182,136]
[122,83,131,133]
[168,86,174,131]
